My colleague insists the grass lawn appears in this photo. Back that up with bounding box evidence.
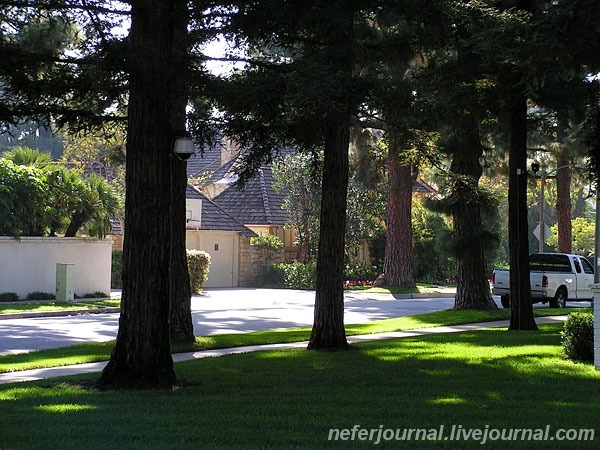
[0,322,597,449]
[0,308,579,373]
[0,299,120,315]
[347,283,456,295]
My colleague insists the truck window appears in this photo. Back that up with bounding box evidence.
[529,254,571,272]
[574,259,582,273]
[581,258,594,275]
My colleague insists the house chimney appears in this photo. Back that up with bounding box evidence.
[221,138,239,166]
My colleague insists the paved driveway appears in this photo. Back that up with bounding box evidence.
[0,288,457,356]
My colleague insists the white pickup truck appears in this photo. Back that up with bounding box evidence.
[492,253,594,308]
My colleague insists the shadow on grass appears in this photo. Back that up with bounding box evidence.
[0,323,598,449]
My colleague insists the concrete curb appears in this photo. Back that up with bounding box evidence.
[0,315,566,385]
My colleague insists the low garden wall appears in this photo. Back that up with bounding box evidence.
[0,237,113,299]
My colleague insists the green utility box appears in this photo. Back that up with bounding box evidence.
[56,263,75,302]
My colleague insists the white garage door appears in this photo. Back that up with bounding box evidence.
[202,234,236,288]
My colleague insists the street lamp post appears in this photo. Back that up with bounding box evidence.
[530,162,586,254]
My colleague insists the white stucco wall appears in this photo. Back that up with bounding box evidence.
[0,237,112,299]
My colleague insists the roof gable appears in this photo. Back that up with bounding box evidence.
[186,186,256,236]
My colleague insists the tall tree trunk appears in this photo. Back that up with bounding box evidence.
[307,3,352,351]
[451,117,497,309]
[169,154,194,343]
[555,110,572,254]
[100,0,181,388]
[507,87,537,331]
[383,148,415,288]
[168,0,194,344]
[307,121,350,351]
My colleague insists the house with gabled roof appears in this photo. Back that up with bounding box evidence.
[184,186,258,287]
[185,138,439,287]
[184,140,290,287]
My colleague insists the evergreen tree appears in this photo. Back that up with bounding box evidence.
[1,1,203,386]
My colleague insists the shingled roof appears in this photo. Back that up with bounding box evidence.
[185,140,289,227]
[211,166,288,226]
[185,141,437,230]
[186,186,256,237]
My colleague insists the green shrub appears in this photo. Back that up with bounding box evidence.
[253,264,287,288]
[344,262,378,285]
[187,249,211,294]
[250,231,284,251]
[278,260,317,289]
[76,292,109,299]
[561,312,594,362]
[255,260,317,289]
[26,291,56,300]
[111,250,123,289]
[0,292,19,302]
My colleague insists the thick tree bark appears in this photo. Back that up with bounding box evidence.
[383,148,415,288]
[451,117,497,309]
[555,111,572,254]
[307,122,350,351]
[507,89,537,330]
[168,0,194,344]
[169,154,194,344]
[100,0,182,388]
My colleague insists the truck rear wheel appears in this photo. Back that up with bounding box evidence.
[500,295,510,308]
[550,288,567,308]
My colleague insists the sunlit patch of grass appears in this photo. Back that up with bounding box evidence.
[0,342,115,373]
[35,403,97,413]
[428,396,468,405]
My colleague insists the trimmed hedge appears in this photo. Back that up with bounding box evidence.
[0,292,19,302]
[187,249,211,294]
[561,312,594,362]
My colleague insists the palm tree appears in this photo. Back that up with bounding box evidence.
[63,173,121,238]
[2,146,55,169]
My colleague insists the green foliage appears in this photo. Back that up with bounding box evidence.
[77,292,108,299]
[2,146,55,169]
[187,250,211,294]
[547,217,595,256]
[344,262,378,285]
[273,151,385,259]
[111,251,123,289]
[0,292,19,302]
[257,260,380,289]
[250,231,284,251]
[411,198,455,283]
[0,159,51,237]
[26,291,56,300]
[0,149,122,238]
[258,260,317,289]
[561,312,594,362]
[272,152,321,258]
[424,176,501,264]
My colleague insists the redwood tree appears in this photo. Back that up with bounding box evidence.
[382,148,415,288]
[100,0,185,387]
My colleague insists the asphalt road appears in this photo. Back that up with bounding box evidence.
[0,288,457,356]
